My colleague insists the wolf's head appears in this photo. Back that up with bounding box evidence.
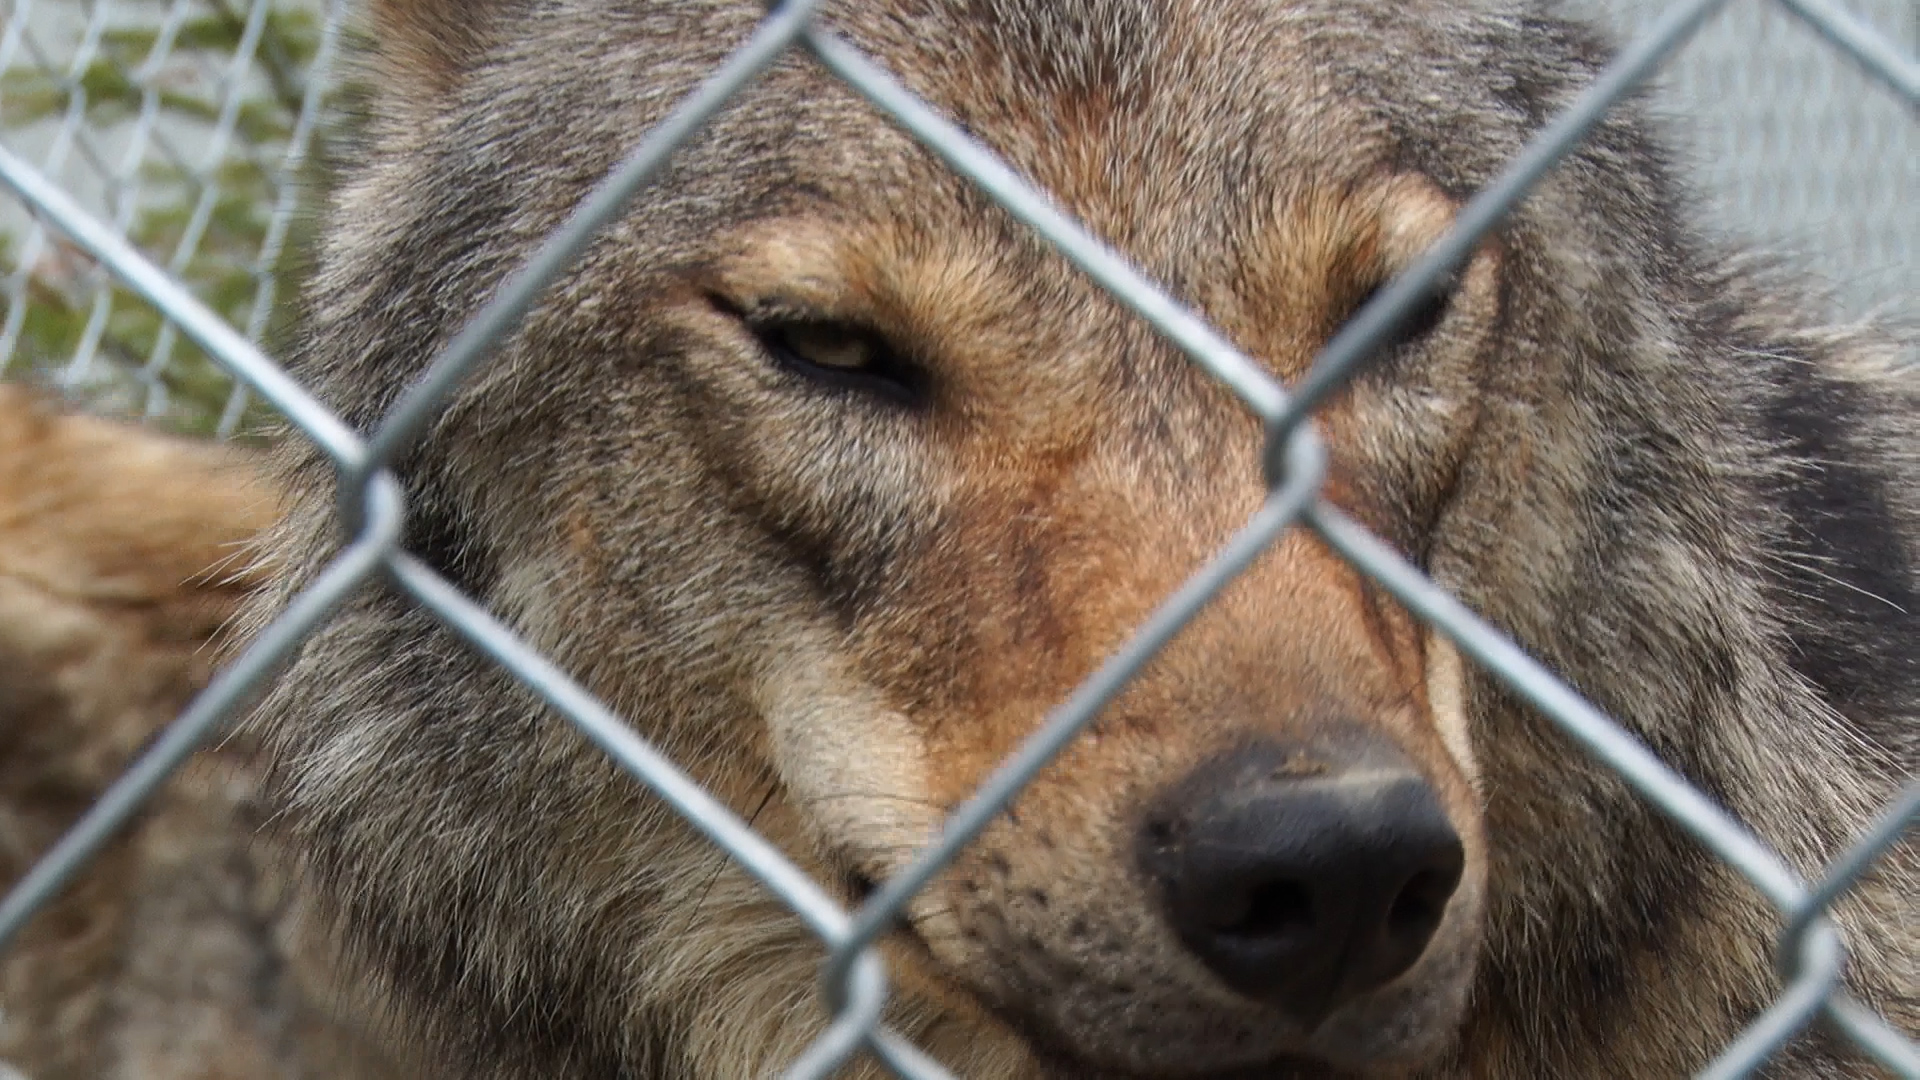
[259,1,1900,1076]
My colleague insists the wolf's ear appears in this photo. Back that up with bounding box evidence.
[365,0,496,99]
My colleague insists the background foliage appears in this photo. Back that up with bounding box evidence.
[0,0,332,438]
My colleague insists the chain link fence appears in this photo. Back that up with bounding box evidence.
[0,0,335,434]
[0,0,1914,1077]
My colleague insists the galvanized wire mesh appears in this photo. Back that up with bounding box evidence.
[0,1,1915,1078]
[1575,0,1916,322]
[0,0,335,434]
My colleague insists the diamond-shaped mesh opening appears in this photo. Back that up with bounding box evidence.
[0,0,337,435]
[1580,0,1916,321]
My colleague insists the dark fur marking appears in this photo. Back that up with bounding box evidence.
[351,889,647,1078]
[1761,356,1920,724]
[747,486,920,625]
[402,483,496,597]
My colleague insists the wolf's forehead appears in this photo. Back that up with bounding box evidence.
[804,0,1391,260]
[835,0,1330,103]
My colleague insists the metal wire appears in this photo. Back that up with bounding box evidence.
[0,0,1915,1078]
[0,0,335,431]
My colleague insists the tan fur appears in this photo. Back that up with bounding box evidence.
[362,0,492,102]
[0,387,401,1079]
[1421,634,1479,795]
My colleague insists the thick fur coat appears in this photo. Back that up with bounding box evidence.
[7,0,1916,1077]
[0,387,400,1078]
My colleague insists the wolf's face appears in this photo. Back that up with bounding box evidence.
[315,2,1543,1074]
[667,179,1499,1075]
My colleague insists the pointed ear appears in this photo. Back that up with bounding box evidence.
[364,0,496,99]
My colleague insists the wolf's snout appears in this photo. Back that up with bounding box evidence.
[1139,738,1465,1026]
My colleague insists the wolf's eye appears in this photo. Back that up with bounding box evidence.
[742,313,925,405]
[769,322,875,372]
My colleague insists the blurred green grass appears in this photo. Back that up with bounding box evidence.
[0,2,331,439]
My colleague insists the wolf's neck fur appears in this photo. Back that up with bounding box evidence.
[1437,291,1918,1076]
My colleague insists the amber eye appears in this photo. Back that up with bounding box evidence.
[767,322,876,372]
[747,315,925,405]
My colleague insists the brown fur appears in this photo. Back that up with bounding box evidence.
[7,0,1917,1076]
[245,0,1915,1076]
[0,387,401,1079]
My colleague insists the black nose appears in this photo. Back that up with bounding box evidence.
[1139,738,1464,1027]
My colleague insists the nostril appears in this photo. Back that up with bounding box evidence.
[1210,879,1313,938]
[1143,815,1179,850]
[1386,868,1453,940]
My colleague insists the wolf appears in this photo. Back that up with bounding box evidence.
[236,0,1916,1076]
[0,386,400,1079]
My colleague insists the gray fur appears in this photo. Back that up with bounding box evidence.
[239,1,1917,1076]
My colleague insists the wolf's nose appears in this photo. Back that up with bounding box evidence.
[1139,738,1464,1026]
